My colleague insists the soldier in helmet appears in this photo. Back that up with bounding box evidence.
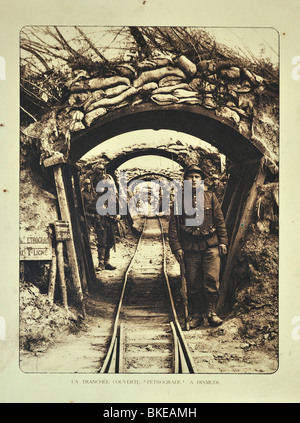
[81,178,95,231]
[209,173,226,204]
[168,164,228,328]
[83,163,121,271]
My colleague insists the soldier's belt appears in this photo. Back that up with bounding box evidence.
[181,224,217,238]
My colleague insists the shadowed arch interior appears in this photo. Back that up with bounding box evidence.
[69,103,263,164]
[127,172,176,183]
[105,149,185,176]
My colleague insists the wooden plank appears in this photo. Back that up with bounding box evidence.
[63,165,88,293]
[48,247,57,303]
[218,158,267,312]
[224,173,248,243]
[20,230,52,261]
[221,172,238,217]
[228,175,253,244]
[53,164,86,317]
[56,241,69,310]
[43,154,67,168]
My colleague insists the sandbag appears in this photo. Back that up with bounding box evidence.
[152,83,191,95]
[220,67,241,79]
[203,96,217,109]
[138,82,159,92]
[105,84,130,98]
[70,75,131,93]
[173,88,199,98]
[176,97,202,105]
[175,55,197,77]
[215,106,240,124]
[136,60,157,71]
[85,107,107,127]
[68,92,90,106]
[228,81,252,93]
[83,90,106,111]
[85,87,138,112]
[115,64,137,79]
[150,93,179,105]
[158,75,185,87]
[133,67,186,88]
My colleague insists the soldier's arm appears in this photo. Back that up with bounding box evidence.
[82,192,97,215]
[212,192,228,246]
[168,206,183,254]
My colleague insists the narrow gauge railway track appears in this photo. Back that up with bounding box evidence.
[99,217,196,374]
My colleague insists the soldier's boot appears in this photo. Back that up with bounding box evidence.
[189,297,204,329]
[207,293,223,327]
[104,248,116,270]
[105,263,116,270]
[96,248,106,271]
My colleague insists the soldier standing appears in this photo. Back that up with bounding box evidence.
[81,178,95,232]
[168,164,228,328]
[209,173,226,204]
[83,163,120,271]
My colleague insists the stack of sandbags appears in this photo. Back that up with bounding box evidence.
[63,54,269,146]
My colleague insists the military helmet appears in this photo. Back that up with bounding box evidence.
[83,178,91,184]
[183,164,206,179]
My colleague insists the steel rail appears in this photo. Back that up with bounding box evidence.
[99,218,147,373]
[99,217,196,374]
[158,217,196,374]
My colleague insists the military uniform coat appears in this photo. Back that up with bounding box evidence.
[169,190,228,297]
[168,190,228,254]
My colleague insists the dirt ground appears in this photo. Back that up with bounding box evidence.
[19,217,278,375]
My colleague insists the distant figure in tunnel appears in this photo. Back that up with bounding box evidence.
[168,164,228,329]
[209,173,226,204]
[83,164,121,271]
[81,178,96,232]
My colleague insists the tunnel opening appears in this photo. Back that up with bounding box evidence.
[61,109,273,315]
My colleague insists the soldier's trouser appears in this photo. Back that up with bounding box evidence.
[96,227,113,265]
[184,247,221,313]
[98,246,110,265]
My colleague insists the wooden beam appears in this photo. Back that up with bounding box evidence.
[56,241,68,310]
[218,157,267,313]
[53,164,86,317]
[227,175,253,245]
[63,165,88,293]
[43,154,81,171]
[48,247,57,304]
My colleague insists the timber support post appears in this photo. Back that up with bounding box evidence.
[48,246,57,304]
[56,240,69,311]
[218,156,268,314]
[44,155,86,318]
[71,167,98,291]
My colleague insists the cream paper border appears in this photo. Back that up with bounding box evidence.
[0,0,299,403]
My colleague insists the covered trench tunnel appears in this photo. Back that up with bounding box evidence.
[47,102,276,315]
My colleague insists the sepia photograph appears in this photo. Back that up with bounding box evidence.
[19,25,279,376]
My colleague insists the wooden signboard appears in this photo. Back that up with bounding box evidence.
[20,230,52,261]
[54,220,71,241]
